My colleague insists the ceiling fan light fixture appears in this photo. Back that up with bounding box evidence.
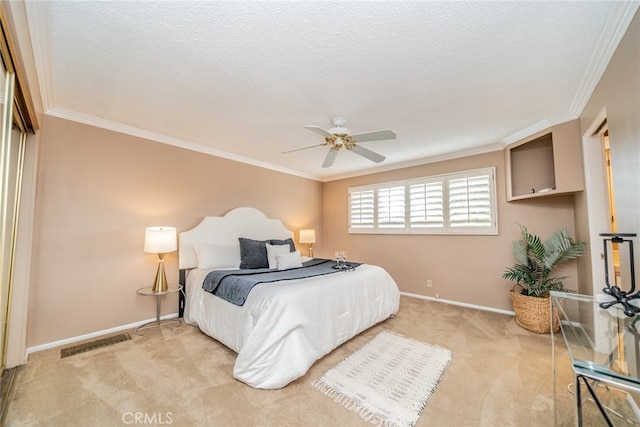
[331,116,347,126]
[290,116,395,168]
[328,116,350,135]
[343,135,355,150]
[328,127,350,136]
[323,136,337,145]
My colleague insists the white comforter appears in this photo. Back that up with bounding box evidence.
[184,263,400,389]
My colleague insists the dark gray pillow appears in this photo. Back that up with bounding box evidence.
[269,238,295,252]
[238,238,269,269]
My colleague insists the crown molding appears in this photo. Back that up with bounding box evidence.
[322,143,505,182]
[24,0,54,112]
[47,108,323,182]
[501,2,639,148]
[499,109,583,148]
[569,1,640,115]
[500,119,553,147]
[27,1,640,184]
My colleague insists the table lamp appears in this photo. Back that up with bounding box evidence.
[144,226,177,293]
[299,229,316,257]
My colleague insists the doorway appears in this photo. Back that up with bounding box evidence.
[583,110,613,296]
[601,128,621,286]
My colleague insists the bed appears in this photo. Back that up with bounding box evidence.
[178,207,400,389]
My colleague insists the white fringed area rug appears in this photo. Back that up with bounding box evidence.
[313,330,452,427]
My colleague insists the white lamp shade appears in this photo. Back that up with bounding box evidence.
[299,229,316,244]
[144,226,177,253]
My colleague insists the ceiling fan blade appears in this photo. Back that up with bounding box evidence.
[350,129,396,143]
[349,144,386,163]
[304,125,335,139]
[281,143,320,154]
[322,149,338,168]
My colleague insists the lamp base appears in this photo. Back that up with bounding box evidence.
[152,253,168,293]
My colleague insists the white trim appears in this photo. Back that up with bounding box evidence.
[6,133,40,368]
[500,119,553,147]
[24,0,55,112]
[46,108,322,182]
[28,294,515,357]
[27,293,515,356]
[582,108,609,296]
[22,1,639,185]
[25,312,179,357]
[584,107,608,137]
[47,107,508,184]
[324,143,504,182]
[401,291,514,316]
[569,1,640,115]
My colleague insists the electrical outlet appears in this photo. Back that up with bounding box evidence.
[427,280,433,288]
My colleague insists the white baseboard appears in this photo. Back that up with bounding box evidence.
[26,312,180,357]
[27,295,512,359]
[401,292,515,316]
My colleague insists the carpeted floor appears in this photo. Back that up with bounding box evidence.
[5,295,592,426]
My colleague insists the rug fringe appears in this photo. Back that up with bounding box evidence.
[312,380,395,427]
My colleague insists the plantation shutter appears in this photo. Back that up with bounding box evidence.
[377,186,405,228]
[448,172,492,228]
[349,167,496,235]
[409,180,444,228]
[349,189,375,229]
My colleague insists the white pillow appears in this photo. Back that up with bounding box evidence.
[276,250,303,270]
[265,243,291,269]
[193,243,240,269]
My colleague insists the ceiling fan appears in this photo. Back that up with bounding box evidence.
[282,116,396,168]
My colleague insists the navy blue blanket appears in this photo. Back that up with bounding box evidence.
[203,258,361,306]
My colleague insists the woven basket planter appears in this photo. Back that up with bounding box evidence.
[510,289,559,334]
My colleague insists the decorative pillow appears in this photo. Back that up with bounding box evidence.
[265,243,292,269]
[193,243,240,269]
[238,237,269,269]
[276,250,303,270]
[269,238,295,252]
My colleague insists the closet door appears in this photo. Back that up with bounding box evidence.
[0,66,26,372]
[0,3,37,374]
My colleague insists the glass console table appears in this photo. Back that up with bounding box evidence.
[135,284,183,335]
[551,291,640,426]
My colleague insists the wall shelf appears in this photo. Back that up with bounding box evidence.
[505,120,584,201]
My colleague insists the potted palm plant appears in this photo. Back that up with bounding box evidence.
[502,224,585,333]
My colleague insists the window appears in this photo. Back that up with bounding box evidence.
[409,178,444,229]
[349,167,497,235]
[349,188,374,229]
[377,185,405,228]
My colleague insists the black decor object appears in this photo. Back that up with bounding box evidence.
[599,233,638,316]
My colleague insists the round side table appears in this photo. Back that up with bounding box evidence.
[135,284,183,335]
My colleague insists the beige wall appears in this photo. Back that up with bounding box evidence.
[23,8,640,349]
[576,9,640,292]
[28,115,323,347]
[32,115,584,345]
[581,9,640,233]
[322,149,580,312]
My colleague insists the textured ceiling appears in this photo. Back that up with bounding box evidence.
[25,1,639,181]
